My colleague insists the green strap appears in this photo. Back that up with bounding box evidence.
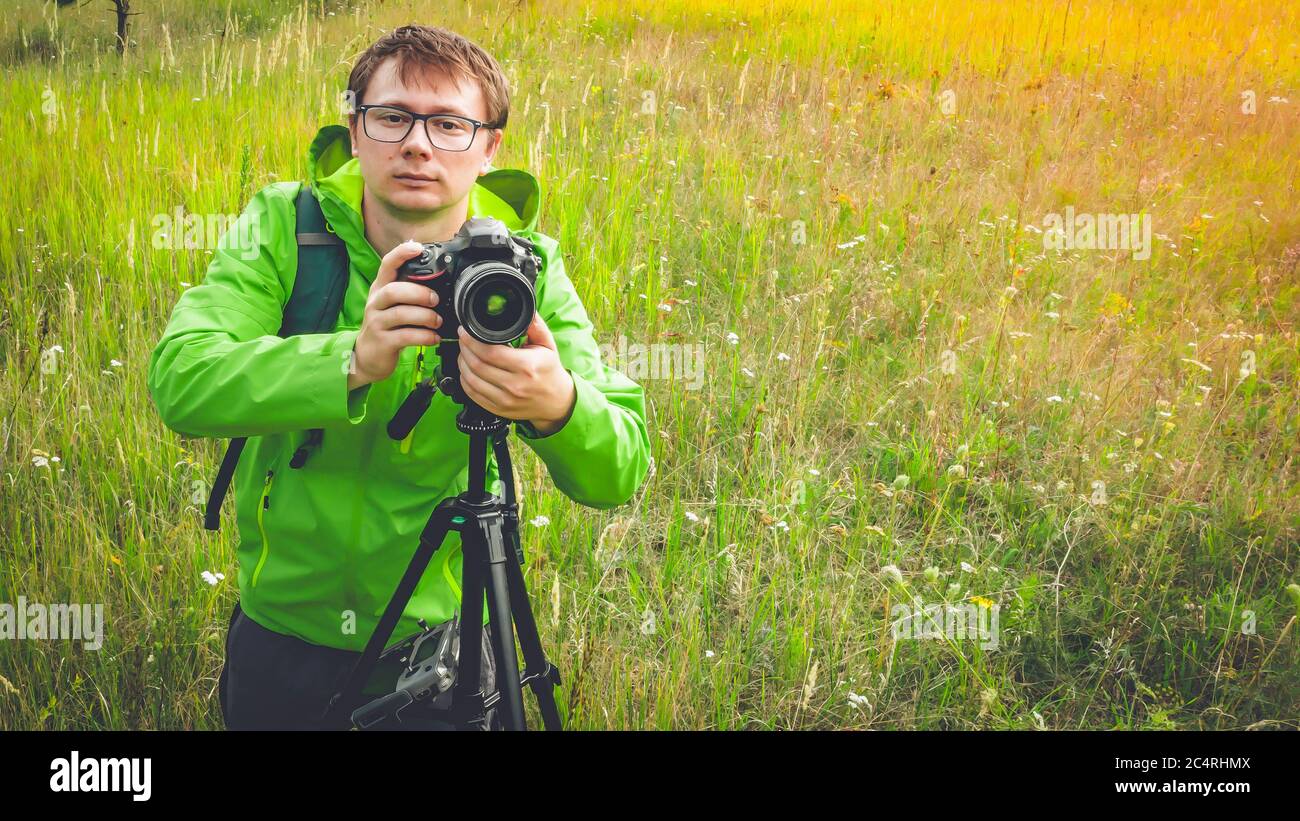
[281,182,350,337]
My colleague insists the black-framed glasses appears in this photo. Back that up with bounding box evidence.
[357,104,498,152]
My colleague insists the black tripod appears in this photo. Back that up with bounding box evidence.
[321,340,563,730]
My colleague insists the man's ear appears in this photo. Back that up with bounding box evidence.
[480,129,503,174]
[347,114,359,156]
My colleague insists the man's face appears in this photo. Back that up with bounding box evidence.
[349,56,502,216]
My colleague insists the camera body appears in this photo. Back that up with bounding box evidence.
[396,216,542,345]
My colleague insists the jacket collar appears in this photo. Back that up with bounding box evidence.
[305,124,542,280]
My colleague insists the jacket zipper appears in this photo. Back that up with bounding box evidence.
[251,468,275,588]
[399,345,425,454]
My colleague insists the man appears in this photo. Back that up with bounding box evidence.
[147,25,651,729]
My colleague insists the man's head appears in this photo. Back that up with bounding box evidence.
[346,25,509,218]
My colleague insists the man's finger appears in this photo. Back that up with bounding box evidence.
[459,354,511,413]
[377,304,442,333]
[524,311,557,351]
[457,325,514,367]
[371,240,426,293]
[459,337,514,387]
[372,281,439,312]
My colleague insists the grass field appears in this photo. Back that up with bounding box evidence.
[1,0,1297,729]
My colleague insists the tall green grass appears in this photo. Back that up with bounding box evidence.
[1,0,1296,729]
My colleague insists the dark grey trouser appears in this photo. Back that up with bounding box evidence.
[218,600,500,730]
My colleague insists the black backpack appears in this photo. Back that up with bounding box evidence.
[202,182,350,531]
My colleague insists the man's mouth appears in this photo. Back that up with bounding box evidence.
[395,172,438,186]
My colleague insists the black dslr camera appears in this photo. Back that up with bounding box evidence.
[385,216,543,436]
[396,216,542,345]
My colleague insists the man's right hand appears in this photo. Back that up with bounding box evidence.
[348,240,443,392]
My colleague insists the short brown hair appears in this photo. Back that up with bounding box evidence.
[347,25,510,129]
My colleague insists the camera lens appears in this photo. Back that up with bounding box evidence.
[454,261,536,344]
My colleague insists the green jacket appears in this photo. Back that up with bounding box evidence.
[147,125,651,651]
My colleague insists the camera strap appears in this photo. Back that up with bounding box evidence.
[203,182,350,531]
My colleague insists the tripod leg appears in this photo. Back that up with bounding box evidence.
[321,500,457,728]
[491,430,563,730]
[461,514,528,730]
[503,554,564,730]
[452,517,487,727]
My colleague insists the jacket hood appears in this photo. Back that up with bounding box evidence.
[304,124,542,277]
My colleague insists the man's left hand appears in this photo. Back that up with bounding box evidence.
[457,312,576,435]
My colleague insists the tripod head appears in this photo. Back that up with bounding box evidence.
[387,338,515,446]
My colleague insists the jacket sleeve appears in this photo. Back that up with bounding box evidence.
[146,184,372,438]
[514,236,652,509]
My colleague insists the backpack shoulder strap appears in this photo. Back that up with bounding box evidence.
[204,183,351,531]
[281,182,350,336]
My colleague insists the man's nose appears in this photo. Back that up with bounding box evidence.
[400,122,435,157]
